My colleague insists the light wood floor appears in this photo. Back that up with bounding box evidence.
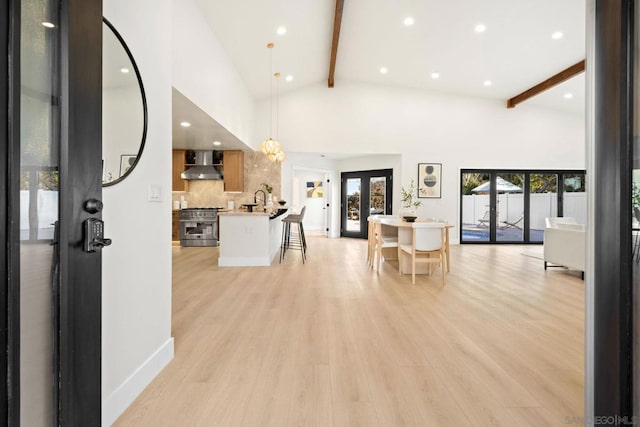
[115,238,584,427]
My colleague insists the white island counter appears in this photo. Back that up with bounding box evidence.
[218,210,287,267]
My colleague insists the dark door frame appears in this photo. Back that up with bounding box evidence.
[1,0,103,424]
[1,1,21,424]
[593,0,634,420]
[459,169,586,244]
[341,169,393,239]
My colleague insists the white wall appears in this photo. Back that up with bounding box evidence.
[262,81,585,243]
[102,0,173,425]
[172,0,255,147]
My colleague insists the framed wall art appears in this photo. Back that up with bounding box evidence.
[120,154,136,176]
[418,163,442,198]
[306,181,323,198]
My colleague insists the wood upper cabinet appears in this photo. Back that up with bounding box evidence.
[172,150,189,192]
[223,150,244,192]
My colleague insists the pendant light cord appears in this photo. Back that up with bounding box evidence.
[275,72,280,141]
[267,43,274,138]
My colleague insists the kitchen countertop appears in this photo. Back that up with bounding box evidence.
[218,210,269,216]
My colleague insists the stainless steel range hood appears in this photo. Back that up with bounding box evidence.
[181,151,223,180]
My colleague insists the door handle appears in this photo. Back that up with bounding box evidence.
[83,217,112,252]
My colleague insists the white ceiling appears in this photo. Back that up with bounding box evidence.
[195,0,586,113]
[172,88,253,151]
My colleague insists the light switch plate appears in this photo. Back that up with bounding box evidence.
[148,184,162,202]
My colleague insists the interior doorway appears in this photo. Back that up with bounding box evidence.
[292,168,332,237]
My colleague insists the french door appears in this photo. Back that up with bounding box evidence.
[1,0,103,425]
[460,169,586,244]
[341,169,393,239]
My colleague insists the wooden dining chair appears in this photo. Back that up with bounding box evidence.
[399,222,446,285]
[366,216,378,267]
[373,219,398,272]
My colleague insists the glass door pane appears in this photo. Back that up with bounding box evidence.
[562,173,587,224]
[346,178,361,232]
[461,172,491,242]
[20,0,59,424]
[369,176,387,215]
[530,173,558,242]
[496,173,525,242]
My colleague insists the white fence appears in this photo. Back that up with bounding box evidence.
[462,192,587,229]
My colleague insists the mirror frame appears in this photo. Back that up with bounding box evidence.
[102,17,148,187]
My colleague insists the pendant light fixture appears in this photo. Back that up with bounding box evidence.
[260,43,282,159]
[269,72,285,163]
[260,43,285,163]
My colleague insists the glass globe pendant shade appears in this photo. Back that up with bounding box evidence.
[273,150,285,163]
[261,137,281,156]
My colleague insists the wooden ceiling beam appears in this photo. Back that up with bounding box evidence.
[506,60,585,108]
[328,0,345,88]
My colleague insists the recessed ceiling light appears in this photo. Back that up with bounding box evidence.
[564,93,574,99]
[379,67,388,74]
[276,26,287,35]
[120,67,130,74]
[552,31,564,40]
[403,17,414,26]
[42,22,55,28]
[285,75,294,82]
[475,24,486,33]
[213,141,222,146]
[483,80,492,87]
[430,72,440,79]
[180,121,191,128]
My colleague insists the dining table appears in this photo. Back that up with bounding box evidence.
[377,217,454,274]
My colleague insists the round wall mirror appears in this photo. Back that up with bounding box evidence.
[102,17,147,186]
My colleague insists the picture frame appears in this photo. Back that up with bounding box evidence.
[120,154,136,176]
[418,163,442,198]
[306,181,323,198]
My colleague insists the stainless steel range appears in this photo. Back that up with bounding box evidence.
[179,208,223,247]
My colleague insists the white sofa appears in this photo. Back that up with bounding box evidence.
[543,217,585,279]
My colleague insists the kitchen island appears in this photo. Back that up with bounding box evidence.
[217,209,288,267]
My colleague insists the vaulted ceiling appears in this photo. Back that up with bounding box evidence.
[195,0,586,113]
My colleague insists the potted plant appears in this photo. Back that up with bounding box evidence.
[399,179,423,219]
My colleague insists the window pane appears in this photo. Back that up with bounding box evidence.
[461,172,491,242]
[370,177,386,215]
[496,174,524,242]
[530,174,558,242]
[563,174,587,225]
[346,178,361,232]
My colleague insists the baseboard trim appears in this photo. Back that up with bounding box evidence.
[102,337,174,426]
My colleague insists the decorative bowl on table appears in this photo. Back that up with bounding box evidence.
[278,200,287,206]
[402,215,417,222]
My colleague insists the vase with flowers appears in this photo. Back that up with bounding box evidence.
[263,182,274,207]
[399,179,423,220]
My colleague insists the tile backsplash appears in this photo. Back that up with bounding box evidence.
[172,151,282,209]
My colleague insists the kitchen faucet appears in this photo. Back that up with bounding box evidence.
[254,189,267,207]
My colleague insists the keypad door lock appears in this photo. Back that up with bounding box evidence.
[83,218,112,252]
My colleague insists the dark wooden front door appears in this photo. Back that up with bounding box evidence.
[1,0,103,425]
